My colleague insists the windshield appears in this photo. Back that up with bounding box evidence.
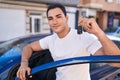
[0,34,48,56]
[0,38,27,56]
[116,28,120,34]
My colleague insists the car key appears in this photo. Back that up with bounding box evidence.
[77,25,83,34]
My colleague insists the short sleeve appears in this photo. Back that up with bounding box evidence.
[39,37,49,49]
[82,32,102,55]
[87,40,102,55]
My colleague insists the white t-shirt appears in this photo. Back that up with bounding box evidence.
[39,29,102,80]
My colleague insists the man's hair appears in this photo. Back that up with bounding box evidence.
[46,3,67,17]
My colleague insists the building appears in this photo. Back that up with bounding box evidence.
[0,0,79,42]
[79,0,120,30]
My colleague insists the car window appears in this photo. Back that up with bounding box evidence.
[0,34,48,56]
[0,38,27,56]
[117,29,120,34]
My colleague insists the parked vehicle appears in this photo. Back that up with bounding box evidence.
[106,27,120,37]
[91,33,120,48]
[0,33,57,80]
[0,33,120,80]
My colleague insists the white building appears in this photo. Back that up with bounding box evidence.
[0,0,79,42]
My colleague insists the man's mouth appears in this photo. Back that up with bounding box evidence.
[53,25,59,29]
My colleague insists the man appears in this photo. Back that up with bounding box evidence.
[17,3,120,80]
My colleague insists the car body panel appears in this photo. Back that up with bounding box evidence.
[30,55,120,75]
[0,48,21,74]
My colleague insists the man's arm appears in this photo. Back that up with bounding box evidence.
[94,31,120,56]
[78,18,120,67]
[21,41,43,65]
[17,41,43,80]
[94,31,120,67]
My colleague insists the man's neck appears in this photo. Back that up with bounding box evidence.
[57,27,70,38]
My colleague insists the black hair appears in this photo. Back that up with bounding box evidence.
[46,3,67,17]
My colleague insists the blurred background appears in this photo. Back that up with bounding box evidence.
[0,0,120,42]
[0,0,120,80]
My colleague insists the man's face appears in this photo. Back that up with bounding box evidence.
[47,8,68,34]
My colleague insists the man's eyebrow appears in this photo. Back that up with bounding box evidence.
[48,14,62,19]
[56,14,62,17]
[48,16,52,19]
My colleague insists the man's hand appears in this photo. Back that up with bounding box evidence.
[17,41,42,80]
[17,62,32,80]
[78,17,103,36]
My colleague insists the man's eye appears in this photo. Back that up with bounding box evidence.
[48,18,52,20]
[57,16,62,18]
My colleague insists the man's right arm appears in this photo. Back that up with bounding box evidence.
[17,41,43,80]
[22,41,43,64]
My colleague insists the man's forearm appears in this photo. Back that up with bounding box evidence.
[96,31,120,55]
[21,45,33,66]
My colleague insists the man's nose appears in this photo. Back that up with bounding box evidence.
[53,19,57,24]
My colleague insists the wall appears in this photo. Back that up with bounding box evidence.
[97,11,108,30]
[0,8,26,41]
[95,0,120,12]
[0,1,77,41]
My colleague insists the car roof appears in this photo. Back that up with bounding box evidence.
[107,35,120,41]
[90,33,120,42]
[0,33,50,55]
[0,33,50,45]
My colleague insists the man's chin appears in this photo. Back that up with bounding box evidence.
[54,30,61,34]
[53,29,60,33]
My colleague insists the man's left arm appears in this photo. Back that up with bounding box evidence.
[95,31,120,56]
[94,31,120,67]
[78,18,120,67]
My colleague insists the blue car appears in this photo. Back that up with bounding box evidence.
[0,34,56,80]
[0,34,120,80]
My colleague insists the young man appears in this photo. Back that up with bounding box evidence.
[17,3,120,80]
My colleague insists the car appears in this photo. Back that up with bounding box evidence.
[91,33,120,48]
[106,34,120,48]
[106,27,120,37]
[0,33,57,80]
[0,33,120,80]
